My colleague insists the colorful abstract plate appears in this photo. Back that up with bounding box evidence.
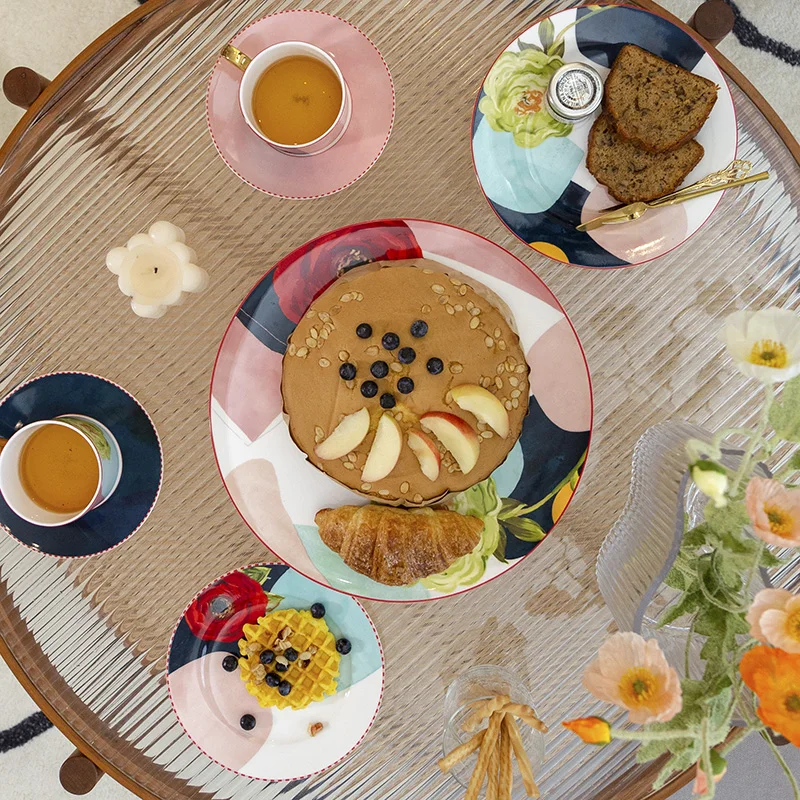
[167,563,383,781]
[210,219,592,602]
[0,372,162,557]
[207,10,394,199]
[471,4,737,268]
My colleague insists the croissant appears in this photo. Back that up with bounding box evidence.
[315,505,484,586]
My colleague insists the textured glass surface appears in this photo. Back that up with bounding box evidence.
[0,0,799,798]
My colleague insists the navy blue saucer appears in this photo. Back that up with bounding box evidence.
[0,372,162,557]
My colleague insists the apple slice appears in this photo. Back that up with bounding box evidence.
[362,413,403,483]
[450,384,510,438]
[407,429,441,481]
[314,408,370,460]
[419,412,480,475]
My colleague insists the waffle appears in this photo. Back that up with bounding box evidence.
[238,608,340,711]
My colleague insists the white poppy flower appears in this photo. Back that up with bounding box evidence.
[721,308,800,383]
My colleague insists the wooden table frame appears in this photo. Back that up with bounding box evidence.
[0,1,797,798]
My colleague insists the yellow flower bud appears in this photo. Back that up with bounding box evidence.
[690,460,728,508]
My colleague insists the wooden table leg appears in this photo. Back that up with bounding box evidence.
[689,0,736,46]
[2,67,51,109]
[59,748,104,795]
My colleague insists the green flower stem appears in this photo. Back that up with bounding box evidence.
[763,731,800,800]
[743,540,767,597]
[685,616,696,679]
[695,556,748,613]
[609,727,698,743]
[700,715,716,800]
[729,383,774,497]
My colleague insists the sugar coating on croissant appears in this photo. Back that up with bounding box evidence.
[314,505,484,586]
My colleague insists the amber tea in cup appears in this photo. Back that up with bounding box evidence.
[0,415,122,527]
[20,424,99,513]
[253,55,343,146]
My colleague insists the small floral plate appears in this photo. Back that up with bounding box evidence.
[471,4,737,268]
[206,10,394,199]
[166,563,384,781]
[210,219,592,602]
[0,372,162,558]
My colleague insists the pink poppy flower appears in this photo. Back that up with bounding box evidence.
[583,632,682,724]
[745,477,800,548]
[747,588,800,654]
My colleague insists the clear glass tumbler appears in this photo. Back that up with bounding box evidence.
[442,664,545,789]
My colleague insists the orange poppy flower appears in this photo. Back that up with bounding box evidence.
[740,645,800,746]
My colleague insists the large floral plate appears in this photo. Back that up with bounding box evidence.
[167,563,383,781]
[210,220,592,602]
[471,4,737,269]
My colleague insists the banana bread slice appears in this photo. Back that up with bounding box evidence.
[604,44,718,153]
[586,113,704,204]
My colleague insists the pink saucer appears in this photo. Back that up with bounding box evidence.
[206,11,394,199]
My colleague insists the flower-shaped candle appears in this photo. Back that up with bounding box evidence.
[106,221,209,318]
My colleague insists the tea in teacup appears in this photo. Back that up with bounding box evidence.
[253,55,343,146]
[0,415,122,527]
[20,424,99,513]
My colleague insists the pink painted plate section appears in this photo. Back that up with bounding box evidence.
[206,10,394,199]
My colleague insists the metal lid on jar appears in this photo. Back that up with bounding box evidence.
[545,62,604,124]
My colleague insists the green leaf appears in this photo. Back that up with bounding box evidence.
[538,17,555,51]
[707,687,734,740]
[501,516,546,542]
[787,450,800,472]
[653,741,703,789]
[265,592,283,613]
[658,591,701,628]
[769,375,800,442]
[550,39,566,58]
[517,38,542,52]
[636,737,688,763]
[683,524,712,548]
[242,566,271,585]
[759,548,784,568]
[492,525,508,563]
[704,501,750,539]
[664,565,688,591]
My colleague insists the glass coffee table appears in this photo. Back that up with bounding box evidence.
[0,1,798,798]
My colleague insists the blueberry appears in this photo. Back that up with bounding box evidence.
[311,603,326,618]
[361,380,378,398]
[410,320,428,338]
[222,655,239,672]
[259,649,274,666]
[382,332,400,350]
[278,680,292,696]
[336,638,352,655]
[265,672,280,687]
[285,648,298,662]
[380,393,396,409]
[427,357,444,375]
[398,347,416,364]
[370,360,389,379]
[339,363,357,381]
[275,660,288,673]
[240,714,256,731]
[356,323,372,339]
[397,377,414,394]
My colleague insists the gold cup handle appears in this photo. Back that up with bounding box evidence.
[221,44,251,72]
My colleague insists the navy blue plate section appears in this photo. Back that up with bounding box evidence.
[0,373,162,557]
[575,5,706,70]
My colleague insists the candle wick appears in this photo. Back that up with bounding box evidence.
[154,267,158,274]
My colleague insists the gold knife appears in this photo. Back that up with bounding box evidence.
[576,170,769,232]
